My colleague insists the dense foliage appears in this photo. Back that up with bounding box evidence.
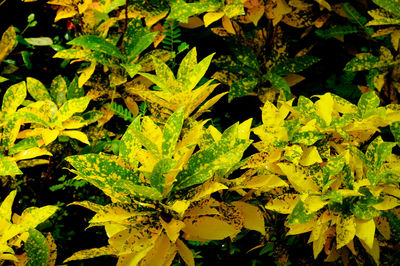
[1,0,400,265]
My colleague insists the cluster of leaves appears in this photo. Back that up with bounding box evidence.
[1,0,400,265]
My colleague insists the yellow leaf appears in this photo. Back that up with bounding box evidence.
[244,0,265,26]
[303,196,327,213]
[239,174,288,191]
[222,16,235,34]
[360,237,380,265]
[160,218,186,243]
[140,233,177,266]
[373,196,400,210]
[299,146,322,166]
[336,215,356,249]
[314,0,331,10]
[42,128,59,145]
[286,218,315,235]
[0,26,18,64]
[203,12,225,27]
[314,93,334,126]
[278,163,320,193]
[391,30,400,51]
[78,61,96,88]
[231,201,265,235]
[142,116,163,151]
[238,118,252,140]
[182,216,239,240]
[207,125,222,141]
[355,218,375,250]
[179,16,204,29]
[170,200,190,217]
[175,239,195,266]
[265,0,292,26]
[13,147,52,161]
[60,130,90,144]
[54,6,77,22]
[265,194,299,214]
[190,181,228,202]
[374,216,390,240]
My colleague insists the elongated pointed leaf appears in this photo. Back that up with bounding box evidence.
[271,55,320,76]
[0,159,22,176]
[162,108,184,158]
[149,158,177,193]
[0,190,17,221]
[264,72,291,100]
[0,26,17,64]
[53,97,91,125]
[68,35,123,59]
[50,75,67,107]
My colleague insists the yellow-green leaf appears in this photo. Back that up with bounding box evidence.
[0,26,17,64]
[0,190,17,221]
[26,77,51,101]
[64,246,117,263]
[2,81,26,117]
[78,61,96,88]
[336,215,356,249]
[299,146,322,166]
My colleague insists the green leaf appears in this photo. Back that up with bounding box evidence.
[1,81,26,117]
[224,0,245,17]
[53,97,91,125]
[119,117,141,166]
[129,32,157,61]
[323,156,345,181]
[351,202,381,220]
[26,77,51,101]
[321,191,343,204]
[0,158,23,176]
[162,107,184,158]
[67,76,84,99]
[24,37,53,46]
[25,229,48,266]
[8,136,41,155]
[2,116,21,149]
[357,91,380,116]
[263,72,291,100]
[270,55,320,76]
[68,35,123,59]
[344,53,399,71]
[287,200,316,225]
[231,45,260,70]
[291,131,325,145]
[50,75,68,107]
[372,0,400,16]
[315,25,359,39]
[113,179,163,200]
[228,77,259,102]
[175,123,251,189]
[149,158,177,193]
[66,154,139,202]
[168,0,219,23]
[121,63,141,78]
[391,121,400,142]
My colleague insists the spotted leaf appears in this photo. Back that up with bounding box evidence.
[1,81,26,117]
[68,35,123,59]
[336,215,356,249]
[64,246,117,263]
[25,229,48,266]
[0,190,17,221]
[372,0,400,16]
[168,0,218,23]
[287,200,316,225]
[390,121,400,142]
[162,107,184,158]
[149,158,177,193]
[50,75,68,107]
[270,55,320,76]
[113,179,163,201]
[53,97,91,126]
[228,77,259,102]
[0,158,22,176]
[0,26,17,64]
[351,202,381,220]
[66,154,139,202]
[26,77,51,102]
[263,72,291,100]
